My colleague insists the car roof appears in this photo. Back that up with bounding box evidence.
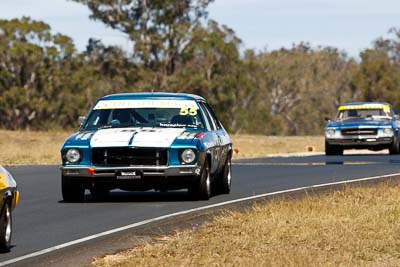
[99,92,206,101]
[338,102,393,112]
[341,102,391,106]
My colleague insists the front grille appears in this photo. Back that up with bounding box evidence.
[341,128,378,136]
[92,148,168,167]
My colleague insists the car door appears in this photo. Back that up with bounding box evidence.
[198,102,221,176]
[200,102,228,174]
[204,102,230,171]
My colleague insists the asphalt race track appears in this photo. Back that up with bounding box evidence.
[2,153,400,265]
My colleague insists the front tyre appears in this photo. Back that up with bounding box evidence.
[190,162,211,200]
[0,201,12,252]
[389,134,400,155]
[62,175,85,202]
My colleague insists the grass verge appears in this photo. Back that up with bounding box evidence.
[0,130,71,165]
[0,130,323,165]
[94,184,400,266]
[231,135,324,159]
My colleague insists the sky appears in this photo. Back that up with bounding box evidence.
[1,0,400,57]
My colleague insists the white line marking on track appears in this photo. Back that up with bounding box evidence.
[2,172,400,266]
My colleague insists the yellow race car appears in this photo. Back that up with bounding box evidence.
[0,166,19,252]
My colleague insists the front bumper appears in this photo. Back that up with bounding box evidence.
[60,165,202,178]
[326,136,393,146]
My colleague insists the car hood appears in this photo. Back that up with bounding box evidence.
[64,131,95,146]
[326,118,392,128]
[89,127,199,148]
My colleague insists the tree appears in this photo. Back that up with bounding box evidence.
[248,44,354,135]
[164,20,257,133]
[71,0,213,80]
[366,28,400,110]
[350,49,400,109]
[0,17,78,129]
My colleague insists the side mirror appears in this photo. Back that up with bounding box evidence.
[394,114,399,120]
[324,116,331,122]
[78,116,86,126]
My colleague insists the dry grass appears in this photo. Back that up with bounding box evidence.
[231,135,324,159]
[94,185,400,267]
[0,130,323,165]
[0,130,71,165]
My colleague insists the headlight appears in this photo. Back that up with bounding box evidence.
[325,129,335,137]
[383,128,393,135]
[180,149,196,164]
[65,149,82,163]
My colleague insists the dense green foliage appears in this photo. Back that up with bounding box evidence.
[1,2,400,134]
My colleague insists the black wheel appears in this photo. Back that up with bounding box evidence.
[62,175,85,202]
[325,141,343,156]
[190,161,211,200]
[389,134,400,155]
[90,186,109,201]
[216,157,232,194]
[0,201,12,252]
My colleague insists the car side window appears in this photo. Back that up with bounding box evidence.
[204,103,221,130]
[199,102,216,131]
[390,106,397,117]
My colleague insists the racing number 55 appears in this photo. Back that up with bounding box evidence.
[179,107,197,116]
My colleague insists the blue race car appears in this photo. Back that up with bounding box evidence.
[60,93,233,201]
[325,102,400,155]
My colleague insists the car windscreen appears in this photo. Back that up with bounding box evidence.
[337,109,390,119]
[82,99,205,130]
